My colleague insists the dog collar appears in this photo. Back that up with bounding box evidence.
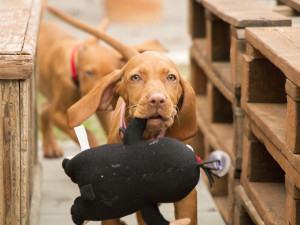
[119,102,166,140]
[71,43,81,87]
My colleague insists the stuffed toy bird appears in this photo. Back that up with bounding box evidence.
[63,118,229,225]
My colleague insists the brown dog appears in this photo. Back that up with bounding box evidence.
[38,7,166,157]
[65,11,198,225]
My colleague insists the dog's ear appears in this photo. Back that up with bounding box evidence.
[166,75,198,141]
[67,70,123,128]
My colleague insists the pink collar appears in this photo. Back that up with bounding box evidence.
[119,102,166,141]
[71,43,81,87]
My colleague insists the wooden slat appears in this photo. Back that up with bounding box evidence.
[243,181,286,225]
[0,81,21,224]
[245,27,300,87]
[235,185,265,225]
[201,0,291,28]
[191,46,235,104]
[20,79,30,225]
[243,105,300,190]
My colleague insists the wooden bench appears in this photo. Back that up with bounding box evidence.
[0,0,42,224]
[188,0,291,224]
[240,26,300,225]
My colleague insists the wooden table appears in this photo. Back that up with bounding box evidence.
[0,0,42,224]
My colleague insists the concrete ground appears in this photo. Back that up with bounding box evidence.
[39,0,226,224]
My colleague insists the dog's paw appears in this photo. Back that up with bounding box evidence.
[43,144,63,158]
[170,218,191,225]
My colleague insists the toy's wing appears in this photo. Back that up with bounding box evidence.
[80,184,96,201]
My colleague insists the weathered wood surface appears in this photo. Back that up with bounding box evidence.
[190,46,235,104]
[0,0,42,79]
[234,185,265,225]
[242,106,300,189]
[245,27,300,87]
[279,0,300,12]
[0,81,21,225]
[201,0,291,28]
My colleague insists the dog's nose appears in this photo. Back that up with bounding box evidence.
[148,93,166,106]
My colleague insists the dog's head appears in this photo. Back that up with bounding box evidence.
[67,51,197,141]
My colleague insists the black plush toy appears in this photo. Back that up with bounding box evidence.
[63,118,225,225]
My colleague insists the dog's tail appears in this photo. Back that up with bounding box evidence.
[47,6,138,61]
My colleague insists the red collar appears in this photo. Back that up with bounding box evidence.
[71,44,81,87]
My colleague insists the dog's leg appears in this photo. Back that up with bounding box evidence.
[41,100,63,157]
[174,189,197,225]
[101,219,122,225]
[52,110,100,148]
[136,211,147,225]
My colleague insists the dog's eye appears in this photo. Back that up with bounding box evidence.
[85,70,94,76]
[130,74,141,81]
[167,74,176,81]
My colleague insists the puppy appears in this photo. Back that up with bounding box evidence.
[64,12,198,225]
[38,7,166,157]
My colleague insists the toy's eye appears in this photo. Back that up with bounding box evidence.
[85,70,94,76]
[167,74,176,81]
[130,74,141,81]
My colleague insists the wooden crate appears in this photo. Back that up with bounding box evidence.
[241,26,300,225]
[0,0,42,224]
[189,0,291,103]
[189,1,290,224]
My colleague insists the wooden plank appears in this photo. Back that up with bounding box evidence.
[201,0,291,28]
[188,0,206,38]
[286,95,300,153]
[20,79,30,225]
[206,11,231,62]
[22,0,42,56]
[190,46,235,104]
[211,62,232,94]
[241,54,286,104]
[286,78,300,101]
[195,96,235,166]
[190,55,207,95]
[207,81,233,123]
[245,27,300,87]
[243,181,286,225]
[286,193,300,225]
[0,55,33,79]
[230,36,246,93]
[243,105,300,189]
[233,107,244,170]
[235,185,265,225]
[0,7,31,53]
[285,176,300,199]
[0,80,21,225]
